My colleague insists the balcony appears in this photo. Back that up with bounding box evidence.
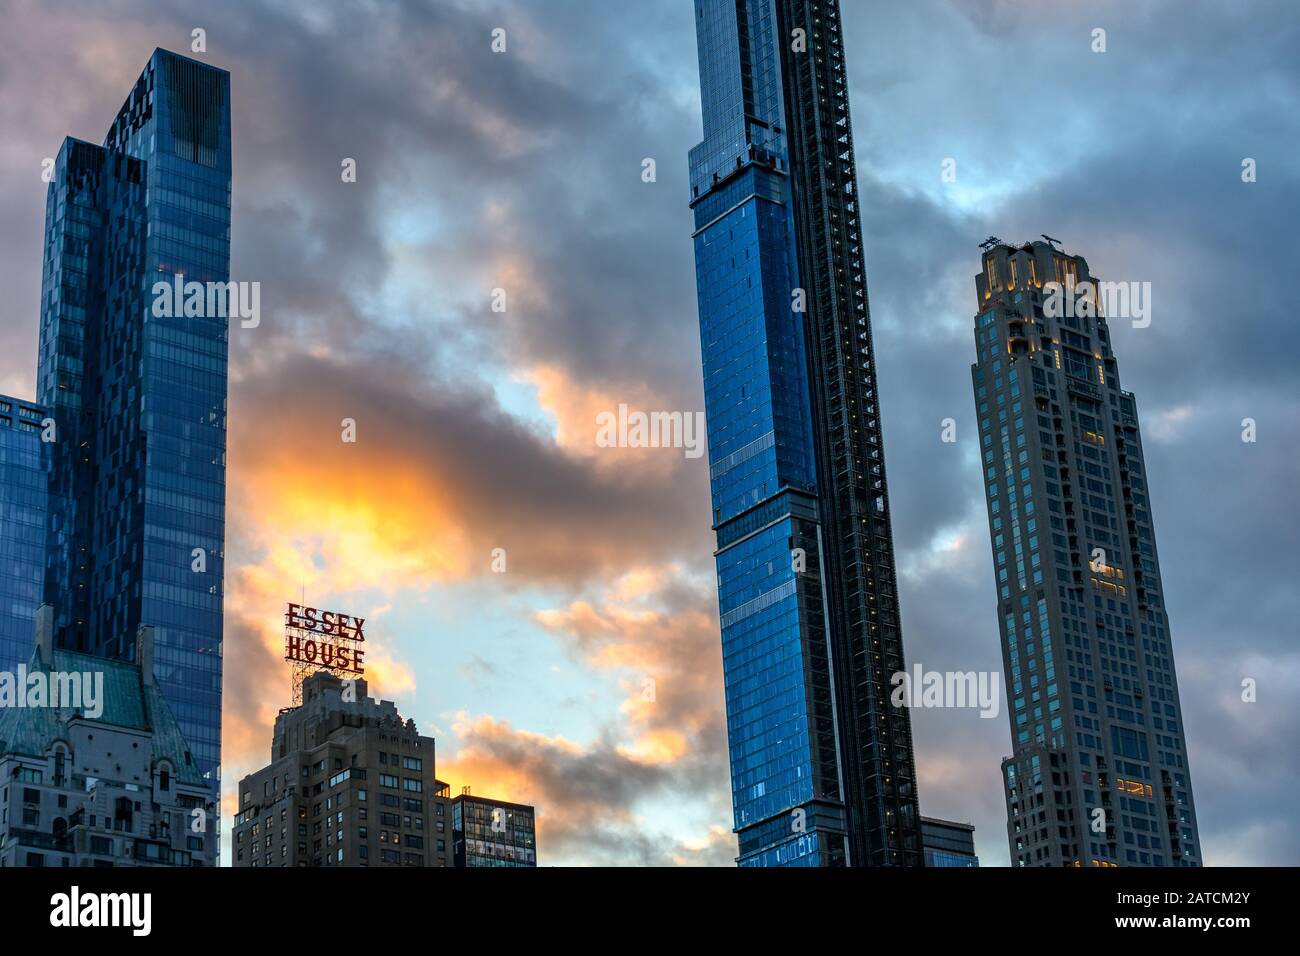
[7,828,72,852]
[1066,378,1101,402]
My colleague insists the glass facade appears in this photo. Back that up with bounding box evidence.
[36,49,230,786]
[451,795,537,867]
[971,240,1201,866]
[921,817,979,868]
[0,396,50,672]
[690,0,922,866]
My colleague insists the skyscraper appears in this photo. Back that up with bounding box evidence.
[0,396,49,672]
[688,1,921,866]
[970,239,1201,866]
[36,49,230,782]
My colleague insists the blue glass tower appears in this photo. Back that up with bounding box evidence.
[36,49,230,785]
[689,1,922,866]
[0,397,50,672]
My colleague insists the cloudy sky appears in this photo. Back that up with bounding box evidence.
[0,0,1296,866]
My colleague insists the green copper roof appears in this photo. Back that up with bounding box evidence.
[0,648,206,787]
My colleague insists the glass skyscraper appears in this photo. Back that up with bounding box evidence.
[34,49,230,784]
[0,396,49,672]
[689,0,922,866]
[971,239,1201,866]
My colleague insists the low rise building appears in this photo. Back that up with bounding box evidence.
[921,816,979,868]
[233,671,451,867]
[0,606,218,867]
[452,791,537,867]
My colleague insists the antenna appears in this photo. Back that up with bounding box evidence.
[1041,234,1062,250]
[979,236,1002,251]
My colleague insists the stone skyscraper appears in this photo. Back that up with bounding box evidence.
[971,239,1201,866]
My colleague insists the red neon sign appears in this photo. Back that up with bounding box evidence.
[285,603,366,674]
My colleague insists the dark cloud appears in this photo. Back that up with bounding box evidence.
[227,349,713,586]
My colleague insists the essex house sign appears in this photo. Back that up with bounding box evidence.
[284,602,366,704]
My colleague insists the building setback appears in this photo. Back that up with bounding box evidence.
[0,606,217,867]
[970,239,1201,866]
[451,792,537,867]
[688,0,922,865]
[233,672,451,867]
[0,396,49,673]
[920,817,979,868]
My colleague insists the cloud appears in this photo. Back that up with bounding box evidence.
[438,566,734,864]
[439,711,734,867]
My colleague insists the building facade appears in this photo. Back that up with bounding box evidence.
[688,0,922,866]
[36,48,231,783]
[451,792,537,867]
[233,673,451,867]
[0,396,49,673]
[0,607,217,867]
[920,816,979,868]
[970,239,1201,866]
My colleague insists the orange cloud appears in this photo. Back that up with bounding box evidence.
[521,363,687,472]
[216,349,716,858]
[438,712,733,866]
[531,566,724,753]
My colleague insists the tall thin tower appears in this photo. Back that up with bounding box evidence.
[970,239,1201,866]
[37,49,231,784]
[688,0,921,866]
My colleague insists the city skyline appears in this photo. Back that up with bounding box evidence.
[0,0,1296,867]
